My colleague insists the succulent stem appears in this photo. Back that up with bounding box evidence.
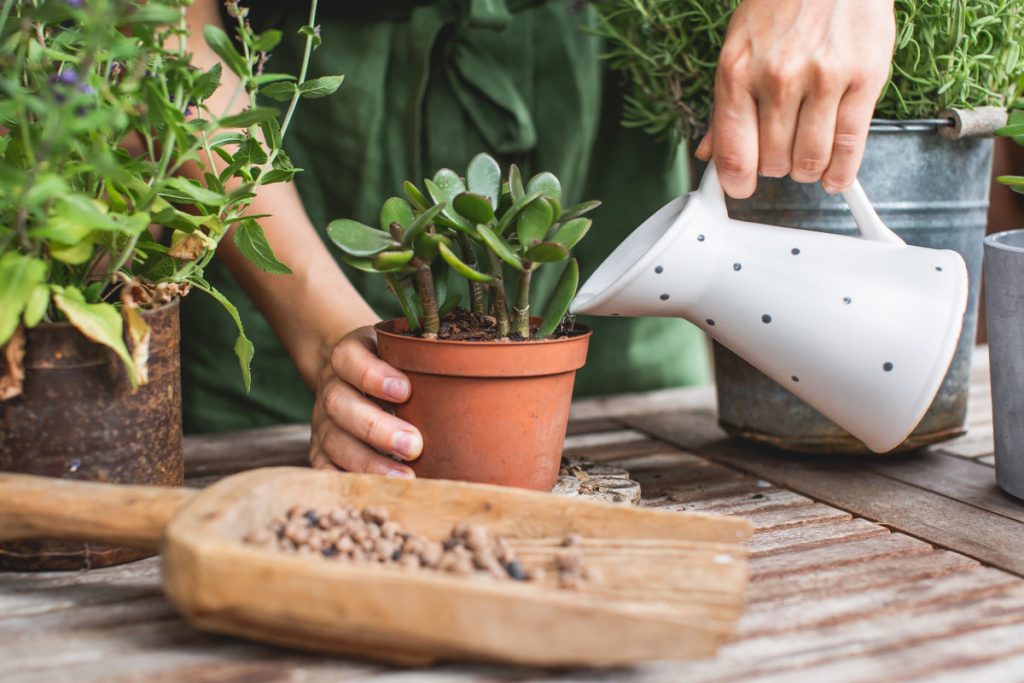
[457,233,486,314]
[512,266,532,338]
[413,260,439,338]
[486,249,510,337]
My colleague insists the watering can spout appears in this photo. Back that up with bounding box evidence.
[568,292,594,316]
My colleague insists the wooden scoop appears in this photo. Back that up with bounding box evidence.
[0,467,752,667]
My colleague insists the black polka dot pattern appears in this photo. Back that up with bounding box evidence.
[697,234,705,242]
[791,248,800,255]
[733,263,742,271]
[843,296,852,305]
[762,314,772,324]
[655,265,664,274]
[659,293,670,301]
[935,266,943,272]
[883,362,894,372]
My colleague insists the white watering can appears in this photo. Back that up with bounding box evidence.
[571,163,968,453]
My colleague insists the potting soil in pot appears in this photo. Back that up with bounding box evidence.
[401,308,579,342]
[243,503,599,589]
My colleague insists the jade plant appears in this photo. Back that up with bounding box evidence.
[326,154,599,340]
[593,0,1024,141]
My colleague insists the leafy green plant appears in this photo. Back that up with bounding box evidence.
[0,0,341,390]
[593,0,1024,141]
[997,105,1024,193]
[326,153,599,340]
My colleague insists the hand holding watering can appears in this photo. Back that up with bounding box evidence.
[571,163,968,453]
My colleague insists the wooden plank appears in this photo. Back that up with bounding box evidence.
[746,519,889,557]
[184,424,309,480]
[750,533,931,579]
[741,621,1024,683]
[627,411,1024,576]
[739,567,1020,637]
[746,549,978,604]
[865,450,1024,524]
[564,417,625,436]
[660,488,814,516]
[569,384,716,420]
[742,504,852,533]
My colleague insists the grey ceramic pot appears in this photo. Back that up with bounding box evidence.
[984,229,1024,500]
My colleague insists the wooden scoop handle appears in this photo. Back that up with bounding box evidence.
[0,472,196,551]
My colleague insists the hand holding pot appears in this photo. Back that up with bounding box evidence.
[695,0,895,198]
[309,327,422,477]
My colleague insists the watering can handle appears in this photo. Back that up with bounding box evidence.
[698,162,905,246]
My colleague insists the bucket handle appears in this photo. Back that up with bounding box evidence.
[698,162,905,246]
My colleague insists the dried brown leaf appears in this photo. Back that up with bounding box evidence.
[0,326,26,401]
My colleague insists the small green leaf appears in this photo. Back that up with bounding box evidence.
[0,252,46,345]
[401,202,446,246]
[452,192,495,225]
[439,243,496,283]
[298,24,322,49]
[260,81,297,102]
[559,199,602,222]
[524,241,569,263]
[204,24,247,77]
[526,171,561,202]
[50,240,93,265]
[218,106,278,129]
[53,286,140,387]
[517,196,554,247]
[403,181,429,211]
[476,224,524,271]
[128,4,182,25]
[299,75,344,98]
[414,232,450,262]
[234,220,292,274]
[425,175,470,229]
[508,163,525,201]
[432,168,467,200]
[161,177,225,206]
[379,197,415,234]
[326,219,395,256]
[195,281,254,392]
[372,250,415,271]
[549,217,592,249]
[997,175,1024,194]
[251,29,282,53]
[23,284,50,327]
[537,259,579,339]
[495,191,543,235]
[466,153,501,208]
[339,253,382,273]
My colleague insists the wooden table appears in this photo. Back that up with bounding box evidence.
[4,347,1024,682]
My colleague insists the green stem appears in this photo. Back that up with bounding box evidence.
[413,260,439,337]
[486,249,510,337]
[262,0,317,173]
[512,266,532,338]
[457,233,485,314]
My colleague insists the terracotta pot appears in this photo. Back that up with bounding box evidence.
[0,300,183,571]
[375,319,591,491]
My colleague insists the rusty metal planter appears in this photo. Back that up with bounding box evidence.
[0,300,182,570]
[714,122,993,454]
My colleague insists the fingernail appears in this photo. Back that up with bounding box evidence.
[823,183,838,195]
[383,377,409,401]
[391,430,420,458]
[386,468,413,478]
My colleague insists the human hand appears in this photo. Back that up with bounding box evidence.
[309,326,422,477]
[695,0,895,198]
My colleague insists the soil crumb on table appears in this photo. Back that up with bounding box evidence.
[242,504,598,589]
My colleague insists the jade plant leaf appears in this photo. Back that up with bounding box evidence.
[414,231,451,262]
[439,242,496,282]
[403,181,429,211]
[339,253,381,273]
[537,258,579,339]
[526,171,561,202]
[517,196,554,247]
[476,224,524,271]
[326,219,394,257]
[548,217,592,249]
[53,286,141,388]
[524,241,569,263]
[386,273,420,330]
[379,196,415,233]
[432,168,467,199]
[508,163,525,201]
[425,177,471,230]
[452,192,495,225]
[466,153,501,208]
[438,292,462,316]
[401,202,446,246]
[372,250,415,271]
[495,191,543,235]
[559,199,602,222]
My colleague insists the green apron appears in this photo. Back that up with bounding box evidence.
[180,0,709,434]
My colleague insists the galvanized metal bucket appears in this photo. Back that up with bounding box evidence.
[715,121,993,453]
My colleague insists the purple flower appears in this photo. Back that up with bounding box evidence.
[77,83,95,96]
[66,0,83,7]
[56,67,78,85]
